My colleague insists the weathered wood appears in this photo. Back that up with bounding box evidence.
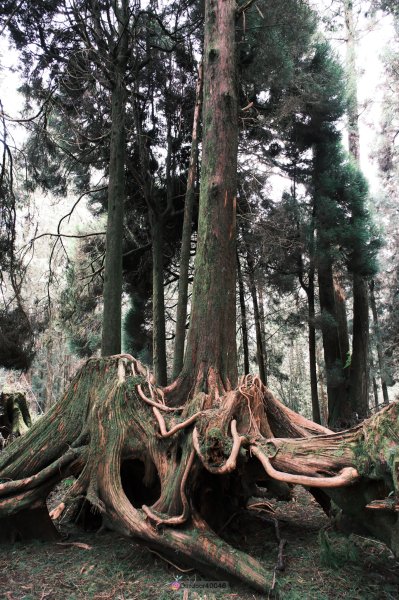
[1,356,399,591]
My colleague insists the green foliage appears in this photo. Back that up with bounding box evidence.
[59,261,102,358]
[123,293,152,365]
[319,531,359,569]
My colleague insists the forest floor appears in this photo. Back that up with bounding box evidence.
[1,486,399,600]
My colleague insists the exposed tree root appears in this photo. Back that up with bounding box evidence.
[1,356,399,590]
[250,445,359,488]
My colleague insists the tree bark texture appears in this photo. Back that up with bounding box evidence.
[370,280,389,406]
[245,247,267,385]
[298,214,321,424]
[237,250,250,375]
[258,287,268,386]
[151,212,168,386]
[344,0,370,417]
[101,1,129,356]
[172,64,203,380]
[317,257,350,428]
[2,356,399,590]
[333,275,350,368]
[179,0,238,393]
[350,273,370,418]
[134,95,168,386]
[307,275,321,424]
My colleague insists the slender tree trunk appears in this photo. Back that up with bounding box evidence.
[101,4,128,356]
[318,257,350,428]
[172,64,203,379]
[333,275,350,368]
[351,274,370,417]
[370,353,379,410]
[246,251,267,385]
[307,275,321,424]
[372,376,379,410]
[344,0,370,418]
[180,0,238,393]
[298,211,320,424]
[316,342,328,426]
[101,79,126,356]
[151,211,168,386]
[237,250,250,375]
[370,279,389,405]
[258,287,268,385]
[45,338,54,412]
[134,94,168,384]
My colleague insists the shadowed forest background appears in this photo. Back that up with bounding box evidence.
[2,0,399,597]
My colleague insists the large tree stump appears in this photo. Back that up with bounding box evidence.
[0,355,398,591]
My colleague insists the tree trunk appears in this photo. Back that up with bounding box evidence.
[333,275,350,369]
[151,211,168,386]
[370,279,389,405]
[172,64,203,380]
[2,0,397,592]
[258,287,268,386]
[317,256,350,428]
[316,342,329,426]
[372,377,379,410]
[101,4,128,356]
[350,274,370,418]
[298,213,320,424]
[344,0,370,418]
[134,95,168,385]
[246,253,267,385]
[2,355,399,589]
[307,275,321,424]
[178,0,238,393]
[237,249,250,375]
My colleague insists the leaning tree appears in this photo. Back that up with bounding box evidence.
[2,0,399,592]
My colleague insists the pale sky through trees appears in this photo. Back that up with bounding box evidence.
[0,5,395,224]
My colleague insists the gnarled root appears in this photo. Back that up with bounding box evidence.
[1,356,399,589]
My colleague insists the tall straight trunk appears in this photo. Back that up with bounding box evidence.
[344,0,370,417]
[333,275,350,367]
[246,250,267,385]
[316,342,328,426]
[372,377,379,410]
[181,0,238,392]
[258,287,268,385]
[172,64,203,379]
[237,250,250,375]
[101,25,128,355]
[151,211,167,386]
[370,279,389,405]
[307,275,321,424]
[318,256,350,427]
[298,213,321,424]
[370,353,379,410]
[45,338,54,412]
[134,91,168,383]
[351,274,370,417]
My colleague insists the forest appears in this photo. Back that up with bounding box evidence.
[1,0,399,598]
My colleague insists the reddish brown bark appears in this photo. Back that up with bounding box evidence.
[178,0,238,395]
[1,356,398,591]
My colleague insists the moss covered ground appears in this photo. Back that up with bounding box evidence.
[1,487,399,599]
